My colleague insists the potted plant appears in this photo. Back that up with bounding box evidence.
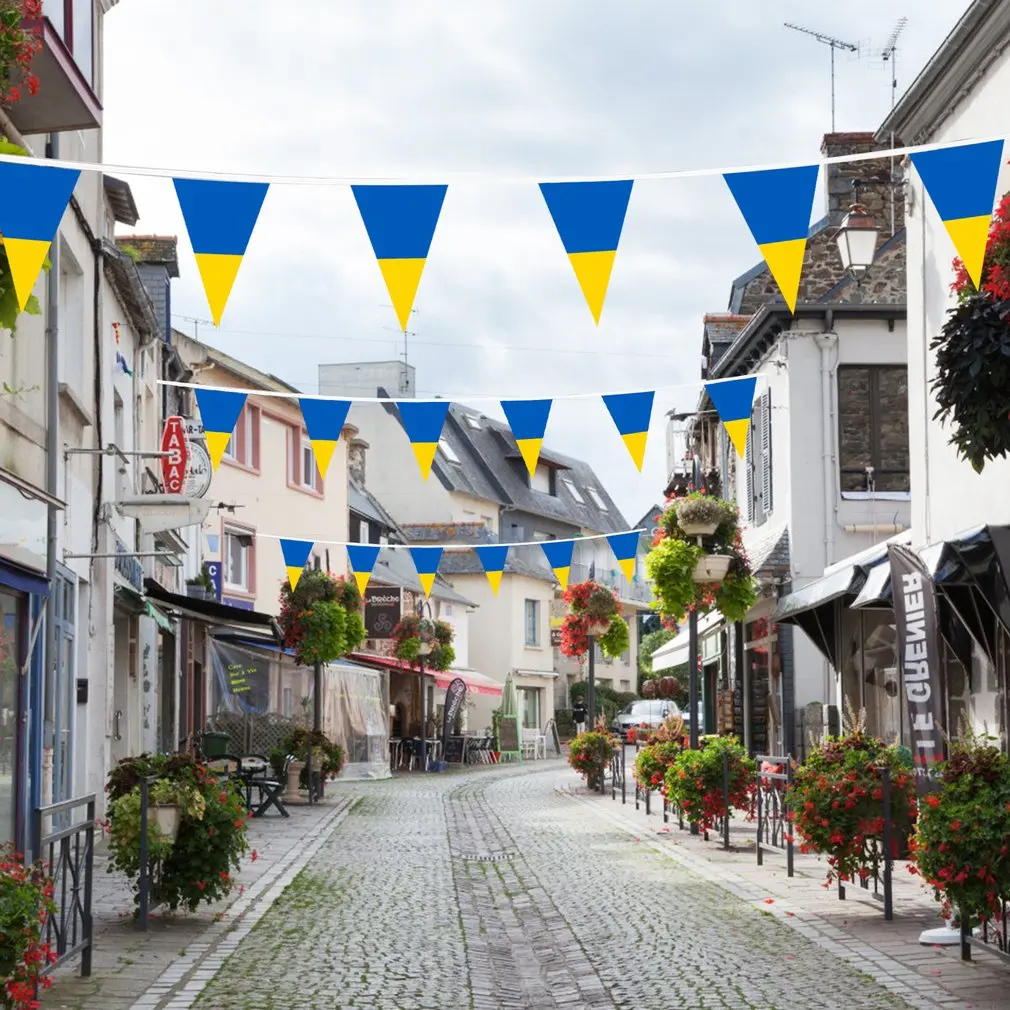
[559,580,630,659]
[568,727,615,791]
[657,675,680,699]
[0,845,56,1010]
[186,564,215,600]
[392,614,456,671]
[789,711,915,884]
[147,779,205,843]
[642,678,658,699]
[278,569,365,666]
[911,730,1010,929]
[664,734,755,834]
[931,177,1010,473]
[645,490,757,625]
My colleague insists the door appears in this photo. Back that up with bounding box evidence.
[111,610,132,764]
[0,589,24,844]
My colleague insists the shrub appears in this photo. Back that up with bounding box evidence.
[270,727,346,786]
[665,735,755,833]
[634,740,682,792]
[568,731,615,788]
[0,845,56,1010]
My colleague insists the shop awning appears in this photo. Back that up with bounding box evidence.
[145,600,174,633]
[851,561,891,609]
[0,557,50,598]
[511,667,558,680]
[651,611,723,672]
[432,669,503,697]
[144,579,283,639]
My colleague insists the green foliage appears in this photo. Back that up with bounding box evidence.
[639,626,676,678]
[597,614,629,658]
[665,735,755,832]
[392,614,456,671]
[279,570,363,665]
[634,740,682,790]
[790,729,915,883]
[913,733,1010,923]
[930,295,1010,473]
[567,730,614,787]
[105,753,249,914]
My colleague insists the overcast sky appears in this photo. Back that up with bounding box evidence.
[104,1,961,528]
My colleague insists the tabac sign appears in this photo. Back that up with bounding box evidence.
[160,416,188,495]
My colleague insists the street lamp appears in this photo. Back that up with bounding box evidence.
[415,598,434,772]
[834,200,880,282]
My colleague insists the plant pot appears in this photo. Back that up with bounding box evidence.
[152,803,181,841]
[693,554,732,584]
[186,585,211,600]
[283,759,305,804]
[679,520,720,537]
[587,620,610,637]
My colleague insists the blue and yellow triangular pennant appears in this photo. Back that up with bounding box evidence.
[409,546,443,598]
[279,539,314,591]
[704,376,757,459]
[299,397,352,480]
[346,544,381,595]
[194,387,249,470]
[539,180,633,324]
[351,185,447,331]
[723,165,819,314]
[540,539,575,591]
[474,545,510,595]
[501,399,553,477]
[606,531,641,583]
[0,160,80,311]
[173,179,269,327]
[601,390,654,470]
[398,401,450,480]
[909,140,1005,289]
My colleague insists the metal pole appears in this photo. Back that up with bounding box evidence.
[138,777,149,930]
[418,652,426,772]
[881,766,893,921]
[722,748,731,850]
[689,609,699,749]
[587,635,596,729]
[308,660,321,804]
[43,132,61,824]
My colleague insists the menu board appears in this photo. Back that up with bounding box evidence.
[444,735,466,763]
[497,715,520,757]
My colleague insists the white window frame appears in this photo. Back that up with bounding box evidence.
[524,599,541,647]
[562,478,585,504]
[586,487,608,511]
[223,528,252,592]
[438,437,461,463]
[300,435,317,491]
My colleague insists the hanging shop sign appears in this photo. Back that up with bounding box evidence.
[160,416,188,495]
[183,438,212,499]
[363,586,402,639]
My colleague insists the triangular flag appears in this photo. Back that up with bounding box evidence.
[173,179,269,326]
[501,399,552,476]
[705,377,757,459]
[910,140,1005,289]
[539,180,633,323]
[194,387,249,470]
[607,531,641,583]
[723,165,818,313]
[279,539,314,591]
[0,161,80,311]
[398,401,450,479]
[351,185,447,331]
[541,539,575,591]
[602,391,654,470]
[346,544,381,595]
[474,545,510,595]
[409,546,443,598]
[299,397,352,480]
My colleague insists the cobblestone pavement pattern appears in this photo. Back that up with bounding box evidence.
[192,765,915,1010]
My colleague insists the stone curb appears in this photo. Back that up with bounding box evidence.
[129,797,354,1010]
[558,784,957,1010]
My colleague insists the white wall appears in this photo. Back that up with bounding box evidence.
[904,53,1010,547]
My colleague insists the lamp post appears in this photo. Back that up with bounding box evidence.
[415,598,433,772]
[834,194,880,282]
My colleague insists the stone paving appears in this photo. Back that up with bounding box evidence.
[43,760,1010,1009]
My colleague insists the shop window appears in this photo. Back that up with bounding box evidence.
[744,616,781,755]
[838,609,902,744]
[518,687,541,729]
[838,365,909,493]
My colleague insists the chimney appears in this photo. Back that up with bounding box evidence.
[348,436,368,488]
[820,132,903,239]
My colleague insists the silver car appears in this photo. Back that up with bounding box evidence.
[611,700,680,741]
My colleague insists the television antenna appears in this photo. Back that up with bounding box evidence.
[784,23,860,131]
[177,313,214,341]
[381,305,419,396]
[880,17,908,112]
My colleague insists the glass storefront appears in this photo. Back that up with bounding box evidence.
[0,589,23,845]
[743,617,783,756]
[839,609,903,744]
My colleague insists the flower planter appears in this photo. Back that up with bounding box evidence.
[151,803,181,842]
[679,519,720,537]
[693,554,732,583]
[283,759,305,804]
[586,620,611,637]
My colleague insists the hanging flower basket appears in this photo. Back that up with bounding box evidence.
[560,580,629,659]
[278,569,365,666]
[642,679,658,699]
[658,676,680,699]
[675,495,725,537]
[392,614,456,671]
[152,804,182,842]
[693,554,732,583]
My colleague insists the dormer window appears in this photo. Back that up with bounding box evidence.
[530,463,556,496]
[586,487,608,511]
[463,414,482,430]
[562,478,585,504]
[438,438,461,464]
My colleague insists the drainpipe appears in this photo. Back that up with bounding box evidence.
[842,523,908,535]
[814,327,838,708]
[42,133,62,824]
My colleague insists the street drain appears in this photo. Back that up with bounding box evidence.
[460,852,516,863]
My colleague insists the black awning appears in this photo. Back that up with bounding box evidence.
[144,579,281,638]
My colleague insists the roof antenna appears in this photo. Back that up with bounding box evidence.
[784,23,860,131]
[880,17,908,237]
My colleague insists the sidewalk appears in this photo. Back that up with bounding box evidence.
[43,796,352,1010]
[561,775,1010,1010]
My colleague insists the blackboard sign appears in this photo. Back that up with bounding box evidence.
[545,718,562,756]
[364,586,402,638]
[497,714,521,758]
[444,735,466,763]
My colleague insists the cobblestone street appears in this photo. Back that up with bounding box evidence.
[173,764,928,1010]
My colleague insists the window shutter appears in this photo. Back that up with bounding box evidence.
[760,391,772,516]
[745,413,755,525]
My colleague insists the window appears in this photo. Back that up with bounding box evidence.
[586,487,608,511]
[837,366,910,493]
[524,599,541,647]
[438,437,460,463]
[464,414,482,430]
[223,405,260,470]
[562,478,585,504]
[286,427,321,492]
[532,531,555,541]
[531,464,553,494]
[283,687,293,718]
[223,528,254,593]
[44,0,94,85]
[745,391,772,525]
[518,687,540,729]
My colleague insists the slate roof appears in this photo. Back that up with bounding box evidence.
[370,548,477,606]
[702,314,751,377]
[743,524,791,580]
[381,399,629,535]
[349,478,400,537]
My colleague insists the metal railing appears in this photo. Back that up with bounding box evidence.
[609,742,626,804]
[836,765,894,921]
[137,776,167,931]
[34,794,96,978]
[960,903,1010,966]
[755,755,794,877]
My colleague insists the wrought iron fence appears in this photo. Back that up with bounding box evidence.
[835,765,895,921]
[960,903,1010,966]
[137,775,166,931]
[609,742,626,804]
[34,794,96,978]
[755,755,794,877]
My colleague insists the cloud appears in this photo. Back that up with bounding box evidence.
[103,0,957,524]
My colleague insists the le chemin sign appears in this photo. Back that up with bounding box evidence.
[887,544,946,782]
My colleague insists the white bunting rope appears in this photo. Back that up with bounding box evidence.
[3,135,1003,186]
[157,374,760,405]
[257,529,648,550]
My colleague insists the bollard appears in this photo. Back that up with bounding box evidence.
[881,765,893,921]
[722,748,730,851]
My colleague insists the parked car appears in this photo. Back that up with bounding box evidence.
[611,700,679,741]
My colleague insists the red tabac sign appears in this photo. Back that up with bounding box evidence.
[161,416,188,494]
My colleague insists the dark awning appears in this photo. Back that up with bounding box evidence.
[144,580,282,639]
